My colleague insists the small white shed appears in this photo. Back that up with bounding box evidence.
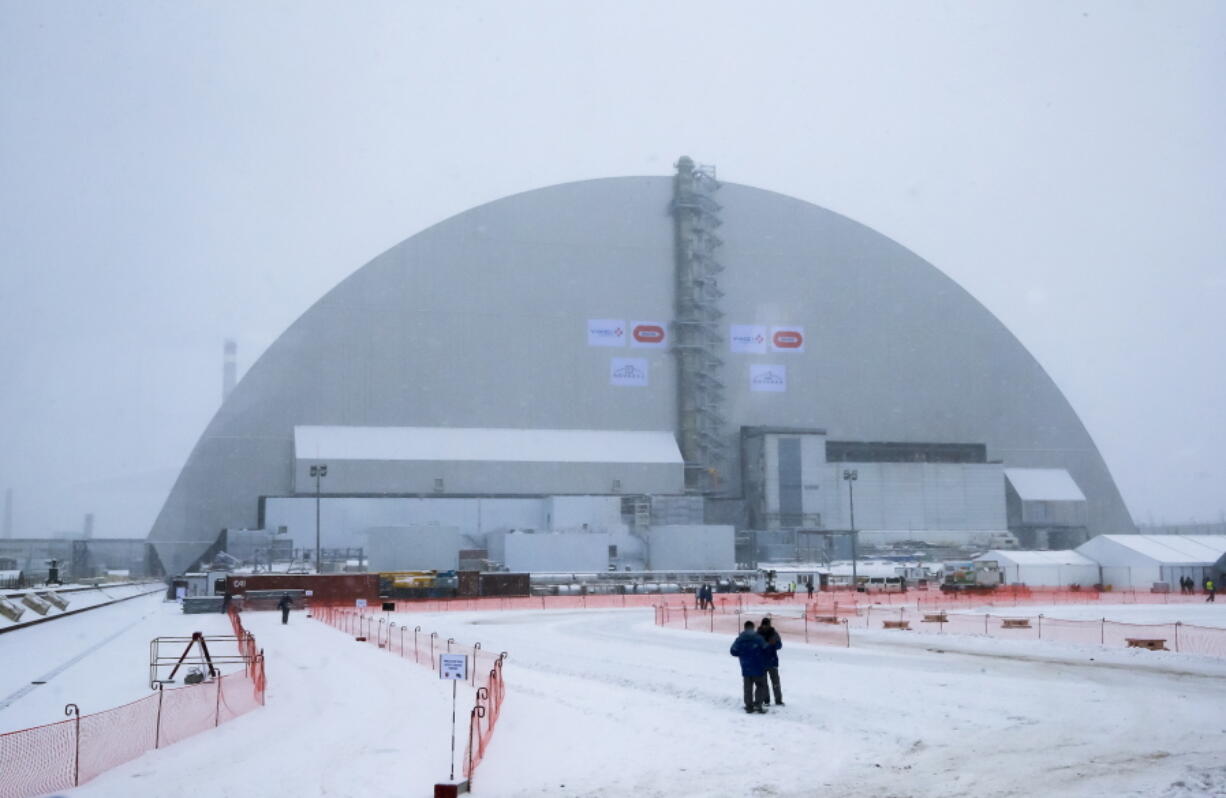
[1076,535,1226,589]
[975,550,1098,587]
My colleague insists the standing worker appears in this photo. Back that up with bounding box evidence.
[1207,577,1216,603]
[730,620,770,714]
[277,592,293,624]
[759,617,784,706]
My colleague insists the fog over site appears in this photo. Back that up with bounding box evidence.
[1,2,1224,539]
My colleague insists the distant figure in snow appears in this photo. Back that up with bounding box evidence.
[806,578,814,598]
[1207,578,1216,603]
[221,590,233,613]
[730,620,769,714]
[277,593,293,624]
[759,617,784,706]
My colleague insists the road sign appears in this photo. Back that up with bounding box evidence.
[439,653,468,681]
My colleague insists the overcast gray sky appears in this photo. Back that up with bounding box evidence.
[1,1,1223,538]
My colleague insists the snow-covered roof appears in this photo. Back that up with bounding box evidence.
[975,550,1097,566]
[1004,468,1086,502]
[1081,534,1226,565]
[294,425,683,465]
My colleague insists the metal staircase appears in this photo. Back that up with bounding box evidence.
[672,157,727,494]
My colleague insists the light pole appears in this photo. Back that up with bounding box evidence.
[842,469,858,588]
[311,464,328,574]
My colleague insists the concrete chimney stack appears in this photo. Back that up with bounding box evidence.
[3,488,11,538]
[83,512,94,540]
[223,339,237,402]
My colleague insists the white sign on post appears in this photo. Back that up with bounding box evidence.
[355,598,367,608]
[439,653,469,681]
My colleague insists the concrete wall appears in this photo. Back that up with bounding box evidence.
[548,496,624,530]
[817,462,1006,532]
[363,526,460,571]
[646,525,735,570]
[263,496,546,553]
[294,459,681,497]
[503,531,610,572]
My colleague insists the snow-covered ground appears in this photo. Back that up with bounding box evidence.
[3,599,1225,797]
[0,583,163,632]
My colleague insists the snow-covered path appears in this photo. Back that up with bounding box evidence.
[3,600,1226,797]
[402,605,1226,798]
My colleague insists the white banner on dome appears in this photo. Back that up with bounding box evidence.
[610,358,649,387]
[629,321,668,349]
[730,324,768,354]
[750,364,787,392]
[769,326,805,352]
[588,319,626,347]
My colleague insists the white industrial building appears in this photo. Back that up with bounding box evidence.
[1004,468,1090,549]
[975,549,1099,588]
[743,429,1014,548]
[149,163,1138,576]
[1075,535,1226,590]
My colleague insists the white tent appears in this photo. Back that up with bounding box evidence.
[1076,535,1226,589]
[976,550,1099,587]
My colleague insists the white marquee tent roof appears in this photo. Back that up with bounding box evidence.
[1077,535,1226,566]
[976,550,1097,566]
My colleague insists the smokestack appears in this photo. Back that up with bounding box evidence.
[3,488,11,538]
[223,339,237,402]
[83,513,94,540]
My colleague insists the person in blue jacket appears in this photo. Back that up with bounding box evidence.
[759,617,783,706]
[730,620,769,713]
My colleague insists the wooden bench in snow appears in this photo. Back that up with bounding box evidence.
[1000,618,1032,629]
[922,613,948,623]
[1125,638,1169,651]
[882,620,910,630]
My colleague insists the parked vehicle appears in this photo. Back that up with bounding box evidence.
[941,560,1002,591]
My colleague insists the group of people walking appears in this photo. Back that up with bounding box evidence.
[729,617,783,714]
[696,583,716,610]
[1176,575,1217,601]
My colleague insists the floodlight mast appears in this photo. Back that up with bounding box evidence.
[843,469,858,586]
[310,464,328,574]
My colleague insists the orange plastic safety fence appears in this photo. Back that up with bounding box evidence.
[310,604,510,786]
[0,611,268,798]
[823,605,1226,658]
[0,717,76,798]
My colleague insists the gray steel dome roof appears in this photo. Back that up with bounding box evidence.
[149,176,1134,574]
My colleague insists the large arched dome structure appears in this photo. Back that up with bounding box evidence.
[149,167,1134,575]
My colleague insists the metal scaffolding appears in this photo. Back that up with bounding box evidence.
[672,156,727,493]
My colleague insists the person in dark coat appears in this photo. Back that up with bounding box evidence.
[758,617,784,706]
[730,620,769,713]
[277,593,292,624]
[221,590,233,613]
